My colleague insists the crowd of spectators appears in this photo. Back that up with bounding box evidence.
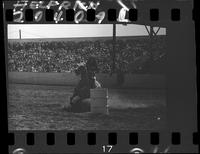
[7,36,166,73]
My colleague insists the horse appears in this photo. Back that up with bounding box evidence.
[67,63,101,113]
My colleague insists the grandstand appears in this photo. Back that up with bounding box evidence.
[7,35,166,74]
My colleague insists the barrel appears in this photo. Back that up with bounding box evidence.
[90,88,109,114]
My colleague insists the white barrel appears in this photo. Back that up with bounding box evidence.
[90,88,109,114]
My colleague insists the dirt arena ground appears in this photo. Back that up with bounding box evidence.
[8,83,167,130]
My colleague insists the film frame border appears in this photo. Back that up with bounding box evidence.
[3,0,194,24]
[1,0,199,153]
[8,131,200,146]
[5,8,184,23]
[7,131,199,153]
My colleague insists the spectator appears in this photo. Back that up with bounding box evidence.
[7,36,166,74]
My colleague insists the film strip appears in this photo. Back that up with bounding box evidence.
[1,0,199,153]
[4,2,194,23]
[5,7,184,23]
[8,132,199,153]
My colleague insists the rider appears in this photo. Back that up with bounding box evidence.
[68,57,101,113]
[69,65,90,112]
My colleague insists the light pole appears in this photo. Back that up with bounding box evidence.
[19,29,21,40]
[112,23,116,74]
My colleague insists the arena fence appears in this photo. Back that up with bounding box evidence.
[8,72,166,89]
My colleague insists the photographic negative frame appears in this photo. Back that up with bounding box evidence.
[1,0,199,153]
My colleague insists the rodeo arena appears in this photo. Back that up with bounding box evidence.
[7,24,167,130]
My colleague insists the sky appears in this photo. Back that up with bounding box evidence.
[8,24,166,39]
